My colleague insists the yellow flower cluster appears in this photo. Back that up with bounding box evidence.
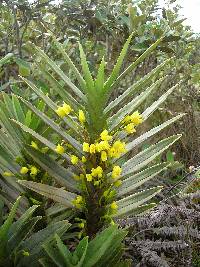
[86,166,103,182]
[82,130,126,161]
[20,165,38,176]
[55,144,65,154]
[123,111,143,134]
[30,141,49,154]
[112,165,122,179]
[108,141,126,158]
[55,103,73,118]
[100,130,112,141]
[110,201,118,210]
[30,141,38,150]
[71,155,79,165]
[72,195,83,209]
[78,110,86,124]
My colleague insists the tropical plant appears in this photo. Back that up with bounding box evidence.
[0,196,71,267]
[0,33,184,238]
[0,90,51,212]
[40,225,130,267]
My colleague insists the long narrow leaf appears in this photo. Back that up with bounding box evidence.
[104,33,134,94]
[118,162,169,197]
[32,44,86,101]
[105,58,171,113]
[122,135,181,177]
[108,76,166,130]
[18,180,76,207]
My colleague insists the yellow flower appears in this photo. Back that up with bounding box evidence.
[86,174,93,181]
[55,106,66,118]
[89,144,96,154]
[62,103,72,115]
[55,103,72,118]
[91,166,103,178]
[83,142,90,152]
[122,115,131,124]
[78,110,86,123]
[112,166,122,179]
[72,195,83,208]
[30,166,38,176]
[108,147,116,158]
[55,144,65,154]
[81,156,87,163]
[114,180,122,187]
[108,141,126,158]
[20,167,29,175]
[76,195,83,203]
[3,171,13,177]
[96,141,110,152]
[112,141,126,155]
[125,123,136,134]
[130,111,143,125]
[22,251,30,257]
[30,141,38,150]
[79,222,85,228]
[101,151,107,162]
[100,130,112,141]
[71,155,79,165]
[110,201,118,210]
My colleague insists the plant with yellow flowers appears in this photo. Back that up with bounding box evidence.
[0,33,184,237]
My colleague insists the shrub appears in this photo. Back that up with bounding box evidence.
[0,34,183,239]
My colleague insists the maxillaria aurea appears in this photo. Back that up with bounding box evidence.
[1,34,183,237]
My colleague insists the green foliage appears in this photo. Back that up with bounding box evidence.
[0,34,184,238]
[40,225,130,267]
[0,196,71,267]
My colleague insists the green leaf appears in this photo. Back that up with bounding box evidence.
[116,187,162,217]
[20,77,82,136]
[0,53,13,67]
[124,113,185,156]
[113,36,164,86]
[83,225,127,267]
[55,234,74,266]
[26,147,78,192]
[38,66,83,110]
[95,57,105,92]
[9,205,38,235]
[117,203,157,218]
[51,34,86,91]
[142,83,180,120]
[31,43,86,101]
[16,58,31,77]
[72,237,88,267]
[16,95,82,153]
[18,180,77,207]
[79,42,94,92]
[118,162,170,196]
[18,220,71,266]
[105,58,172,113]
[43,236,72,267]
[0,196,21,259]
[11,119,72,164]
[122,135,182,177]
[108,76,166,131]
[104,32,134,95]
[12,94,25,122]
